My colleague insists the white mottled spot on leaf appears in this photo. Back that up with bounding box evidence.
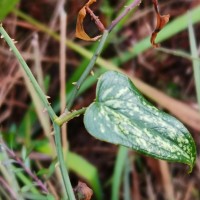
[100,124,105,133]
[115,87,129,98]
[101,87,113,100]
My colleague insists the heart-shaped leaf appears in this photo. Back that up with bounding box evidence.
[84,71,196,171]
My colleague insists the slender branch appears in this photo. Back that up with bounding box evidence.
[0,25,57,121]
[67,30,109,109]
[0,176,18,200]
[55,107,87,126]
[67,0,142,109]
[107,0,142,32]
[1,141,49,193]
[53,123,76,200]
[0,25,75,199]
[152,0,159,14]
[85,6,105,32]
[59,3,68,158]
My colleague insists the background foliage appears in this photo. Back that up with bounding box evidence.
[0,0,200,199]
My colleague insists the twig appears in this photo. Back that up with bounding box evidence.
[31,33,45,92]
[30,25,67,198]
[1,141,49,194]
[67,0,142,108]
[85,6,105,32]
[67,30,108,108]
[40,0,64,54]
[36,161,59,200]
[0,25,75,200]
[8,11,200,131]
[0,176,18,200]
[107,0,142,32]
[0,25,57,121]
[59,2,68,159]
[152,0,159,14]
[158,160,175,200]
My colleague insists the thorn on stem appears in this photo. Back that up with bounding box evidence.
[12,39,18,44]
[55,162,60,168]
[72,82,80,89]
[43,108,47,113]
[90,70,94,76]
[50,131,55,136]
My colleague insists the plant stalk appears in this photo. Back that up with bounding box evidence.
[53,123,76,200]
[0,25,57,121]
[55,107,87,126]
[67,30,109,109]
[0,25,75,200]
[67,0,142,108]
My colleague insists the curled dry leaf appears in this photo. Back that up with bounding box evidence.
[75,0,102,41]
[74,181,93,200]
[151,0,170,47]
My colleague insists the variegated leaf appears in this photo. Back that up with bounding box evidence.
[84,71,196,171]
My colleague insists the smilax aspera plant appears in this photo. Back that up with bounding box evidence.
[0,0,196,199]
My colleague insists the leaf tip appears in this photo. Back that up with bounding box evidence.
[187,162,195,174]
[186,144,196,173]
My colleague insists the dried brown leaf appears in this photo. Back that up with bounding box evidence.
[74,181,93,200]
[75,0,102,41]
[151,0,170,47]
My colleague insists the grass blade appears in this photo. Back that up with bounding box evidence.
[111,146,128,200]
[188,13,200,109]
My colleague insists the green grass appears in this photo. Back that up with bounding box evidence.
[188,13,200,109]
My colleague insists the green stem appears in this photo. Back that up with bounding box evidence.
[53,123,76,200]
[0,25,75,200]
[0,25,57,121]
[55,107,87,126]
[67,30,109,109]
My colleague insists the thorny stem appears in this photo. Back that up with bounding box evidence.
[0,141,49,193]
[53,123,76,200]
[0,25,75,200]
[0,25,57,121]
[67,30,109,109]
[0,0,144,197]
[67,0,142,109]
[107,0,142,32]
[86,6,105,32]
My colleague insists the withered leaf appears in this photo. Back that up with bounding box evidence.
[74,181,93,200]
[151,0,170,47]
[75,0,102,41]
